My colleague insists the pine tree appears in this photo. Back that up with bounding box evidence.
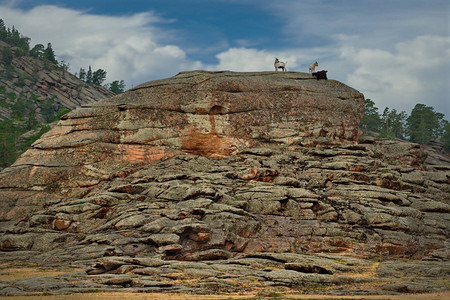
[360,99,381,135]
[9,26,30,52]
[1,47,13,65]
[389,109,407,139]
[86,66,93,84]
[92,69,107,85]
[58,60,70,73]
[443,121,450,152]
[107,80,126,94]
[30,44,45,58]
[43,43,58,64]
[0,19,7,41]
[78,68,86,81]
[380,108,407,139]
[406,104,445,144]
[26,111,38,130]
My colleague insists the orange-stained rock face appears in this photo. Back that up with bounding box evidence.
[0,70,365,224]
[0,71,364,192]
[117,145,173,162]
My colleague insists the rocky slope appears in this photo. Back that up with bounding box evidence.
[0,40,114,122]
[0,40,114,169]
[0,71,448,296]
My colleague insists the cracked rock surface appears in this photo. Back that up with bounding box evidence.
[0,71,448,296]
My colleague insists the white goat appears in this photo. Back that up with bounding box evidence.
[274,58,287,71]
[309,61,318,73]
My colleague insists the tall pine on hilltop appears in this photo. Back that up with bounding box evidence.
[360,99,381,135]
[43,43,58,65]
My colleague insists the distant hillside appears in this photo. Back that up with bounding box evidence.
[0,40,114,168]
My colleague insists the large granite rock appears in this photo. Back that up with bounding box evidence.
[0,71,364,191]
[0,71,449,296]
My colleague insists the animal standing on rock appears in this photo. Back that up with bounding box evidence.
[274,58,287,71]
[309,61,318,73]
[312,70,328,80]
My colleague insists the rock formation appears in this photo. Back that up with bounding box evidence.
[0,71,364,191]
[0,71,448,297]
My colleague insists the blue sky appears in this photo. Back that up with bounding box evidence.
[1,0,449,118]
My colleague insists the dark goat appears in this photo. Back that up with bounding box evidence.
[312,70,328,80]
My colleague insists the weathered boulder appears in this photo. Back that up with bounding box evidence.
[0,71,364,193]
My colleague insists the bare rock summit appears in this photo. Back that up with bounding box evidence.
[1,71,364,191]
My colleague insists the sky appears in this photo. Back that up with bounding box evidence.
[1,0,449,119]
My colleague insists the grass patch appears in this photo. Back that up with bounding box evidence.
[70,201,86,205]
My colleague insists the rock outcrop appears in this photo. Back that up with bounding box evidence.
[0,71,448,297]
[1,71,364,191]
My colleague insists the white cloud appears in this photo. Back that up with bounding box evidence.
[0,4,202,88]
[208,48,280,71]
[340,35,450,116]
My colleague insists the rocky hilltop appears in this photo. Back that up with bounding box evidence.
[0,71,449,297]
[0,40,114,121]
[0,40,114,169]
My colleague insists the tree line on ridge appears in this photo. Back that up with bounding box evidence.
[361,99,449,151]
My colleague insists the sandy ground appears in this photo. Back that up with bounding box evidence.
[1,291,448,300]
[1,264,448,299]
[0,267,72,282]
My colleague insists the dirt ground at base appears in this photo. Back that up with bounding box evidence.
[0,264,448,300]
[1,291,449,300]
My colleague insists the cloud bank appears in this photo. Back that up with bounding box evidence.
[0,4,202,87]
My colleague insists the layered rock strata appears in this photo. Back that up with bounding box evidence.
[0,71,448,296]
[0,71,364,193]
